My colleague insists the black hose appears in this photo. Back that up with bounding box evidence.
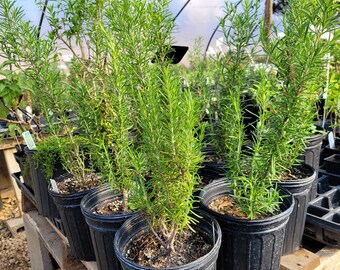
[204,0,243,56]
[37,0,49,39]
[173,0,191,21]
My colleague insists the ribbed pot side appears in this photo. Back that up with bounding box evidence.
[200,179,294,270]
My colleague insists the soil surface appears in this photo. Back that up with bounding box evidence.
[126,228,212,268]
[95,197,133,215]
[56,172,101,194]
[280,165,310,180]
[208,195,273,219]
[209,195,249,218]
[0,197,31,270]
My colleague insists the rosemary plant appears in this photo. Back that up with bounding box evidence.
[41,0,174,204]
[32,136,61,180]
[215,0,277,219]
[135,63,205,253]
[0,0,68,139]
[260,0,339,174]
[98,1,207,257]
[179,39,220,147]
[0,0,94,186]
[215,0,338,219]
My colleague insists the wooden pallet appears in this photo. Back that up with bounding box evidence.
[25,207,340,270]
[280,245,340,270]
[23,210,98,270]
[19,182,340,270]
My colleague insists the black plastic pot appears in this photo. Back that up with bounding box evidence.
[49,182,96,261]
[0,119,7,129]
[201,148,227,173]
[195,166,227,207]
[114,210,221,270]
[13,148,34,193]
[25,147,60,218]
[81,184,135,270]
[321,139,340,164]
[200,179,294,270]
[12,171,37,207]
[199,164,226,183]
[278,163,316,255]
[304,132,325,167]
[302,132,325,200]
[324,154,340,175]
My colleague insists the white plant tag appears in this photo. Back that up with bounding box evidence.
[22,131,36,150]
[50,179,59,193]
[328,131,335,149]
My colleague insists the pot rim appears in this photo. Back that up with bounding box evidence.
[114,210,222,270]
[80,183,135,220]
[200,178,295,224]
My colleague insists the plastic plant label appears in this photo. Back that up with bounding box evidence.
[328,131,335,149]
[50,179,59,193]
[22,131,36,150]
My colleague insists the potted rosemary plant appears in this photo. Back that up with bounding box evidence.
[111,2,222,267]
[0,0,72,218]
[75,0,176,268]
[200,0,338,268]
[114,58,222,269]
[200,1,293,269]
[260,0,338,255]
[0,0,102,260]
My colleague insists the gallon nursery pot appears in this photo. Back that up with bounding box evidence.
[302,132,325,200]
[198,164,226,186]
[13,149,34,193]
[114,210,222,270]
[81,184,135,270]
[49,178,96,261]
[200,179,294,270]
[25,147,60,218]
[278,163,316,255]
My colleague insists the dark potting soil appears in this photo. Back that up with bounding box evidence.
[125,228,213,268]
[94,197,133,215]
[280,166,310,181]
[56,172,101,194]
[203,154,225,164]
[199,174,216,185]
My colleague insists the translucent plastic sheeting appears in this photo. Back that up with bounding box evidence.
[15,0,41,25]
[15,0,55,37]
[13,0,283,66]
[170,0,226,64]
[169,0,285,65]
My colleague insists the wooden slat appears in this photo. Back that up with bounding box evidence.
[315,246,340,270]
[0,138,23,150]
[23,212,54,270]
[24,211,93,270]
[0,187,16,199]
[280,248,320,270]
